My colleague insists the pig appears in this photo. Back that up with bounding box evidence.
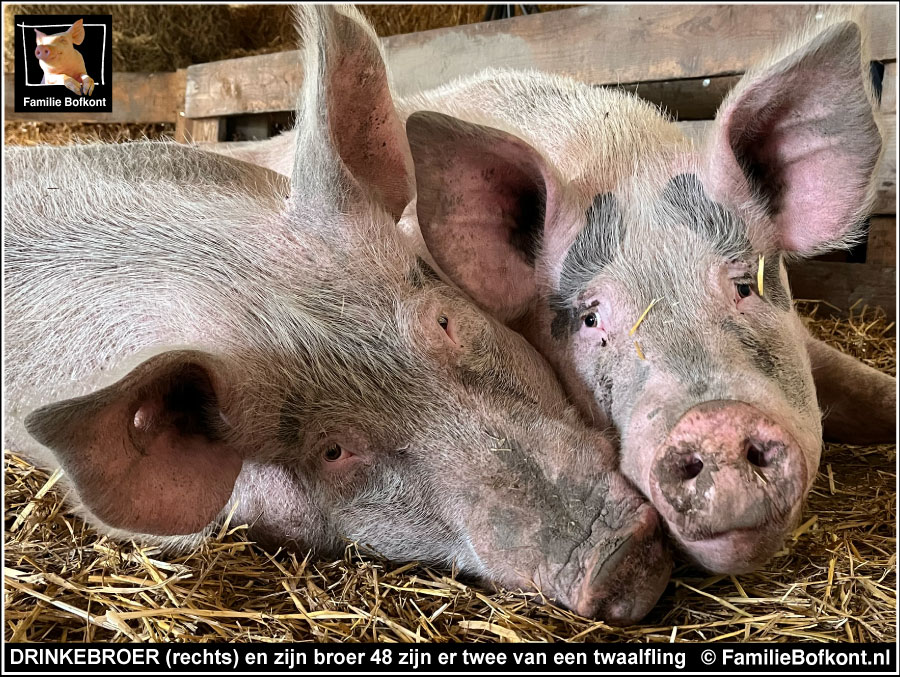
[32,18,96,96]
[3,6,671,625]
[33,19,95,96]
[398,11,895,573]
[211,9,895,575]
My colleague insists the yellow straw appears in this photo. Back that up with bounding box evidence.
[757,254,765,297]
[629,298,660,336]
[634,341,645,360]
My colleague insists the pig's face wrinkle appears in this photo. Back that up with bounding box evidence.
[720,317,810,410]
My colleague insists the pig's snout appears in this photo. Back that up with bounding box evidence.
[569,505,671,625]
[34,46,53,61]
[649,400,807,574]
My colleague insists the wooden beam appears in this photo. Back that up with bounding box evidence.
[175,116,226,144]
[613,75,739,121]
[184,51,300,119]
[866,216,897,266]
[789,262,895,318]
[882,62,896,115]
[622,61,896,121]
[4,71,185,124]
[184,4,896,118]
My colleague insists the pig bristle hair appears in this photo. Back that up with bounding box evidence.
[4,139,488,567]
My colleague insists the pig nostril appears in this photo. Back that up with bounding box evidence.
[746,441,770,468]
[679,455,703,481]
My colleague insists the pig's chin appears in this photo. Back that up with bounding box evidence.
[670,525,785,574]
[660,503,805,574]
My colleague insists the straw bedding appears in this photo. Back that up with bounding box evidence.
[4,303,895,642]
[2,2,894,644]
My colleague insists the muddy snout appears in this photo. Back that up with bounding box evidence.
[570,504,671,625]
[649,400,807,573]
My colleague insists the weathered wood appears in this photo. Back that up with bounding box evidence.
[185,50,300,119]
[788,262,896,318]
[175,116,226,144]
[866,216,897,266]
[622,60,896,121]
[882,62,896,115]
[677,115,897,215]
[184,4,896,118]
[874,112,897,214]
[613,75,739,121]
[4,70,185,124]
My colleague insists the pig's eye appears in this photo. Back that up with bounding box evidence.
[323,445,343,462]
[438,315,449,330]
[583,312,599,328]
[736,283,753,299]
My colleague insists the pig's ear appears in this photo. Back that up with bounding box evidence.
[34,29,46,41]
[67,19,85,45]
[23,350,243,537]
[705,20,881,256]
[290,5,413,221]
[407,111,556,321]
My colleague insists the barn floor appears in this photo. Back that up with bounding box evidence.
[4,304,895,643]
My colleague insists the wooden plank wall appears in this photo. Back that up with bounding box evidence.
[4,71,186,124]
[179,4,897,317]
[180,5,896,116]
[4,5,896,315]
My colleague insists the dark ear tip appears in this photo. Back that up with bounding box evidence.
[23,400,74,450]
[405,111,448,145]
[818,20,863,53]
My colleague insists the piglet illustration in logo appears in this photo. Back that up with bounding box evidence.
[34,19,94,96]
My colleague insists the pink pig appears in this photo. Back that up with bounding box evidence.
[34,19,94,96]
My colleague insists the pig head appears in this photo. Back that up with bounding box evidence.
[203,12,895,452]
[33,19,94,96]
[4,6,670,624]
[401,12,892,573]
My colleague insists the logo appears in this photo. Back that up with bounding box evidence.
[14,14,113,113]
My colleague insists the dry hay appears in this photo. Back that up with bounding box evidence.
[4,120,175,146]
[5,303,895,643]
[4,4,573,146]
